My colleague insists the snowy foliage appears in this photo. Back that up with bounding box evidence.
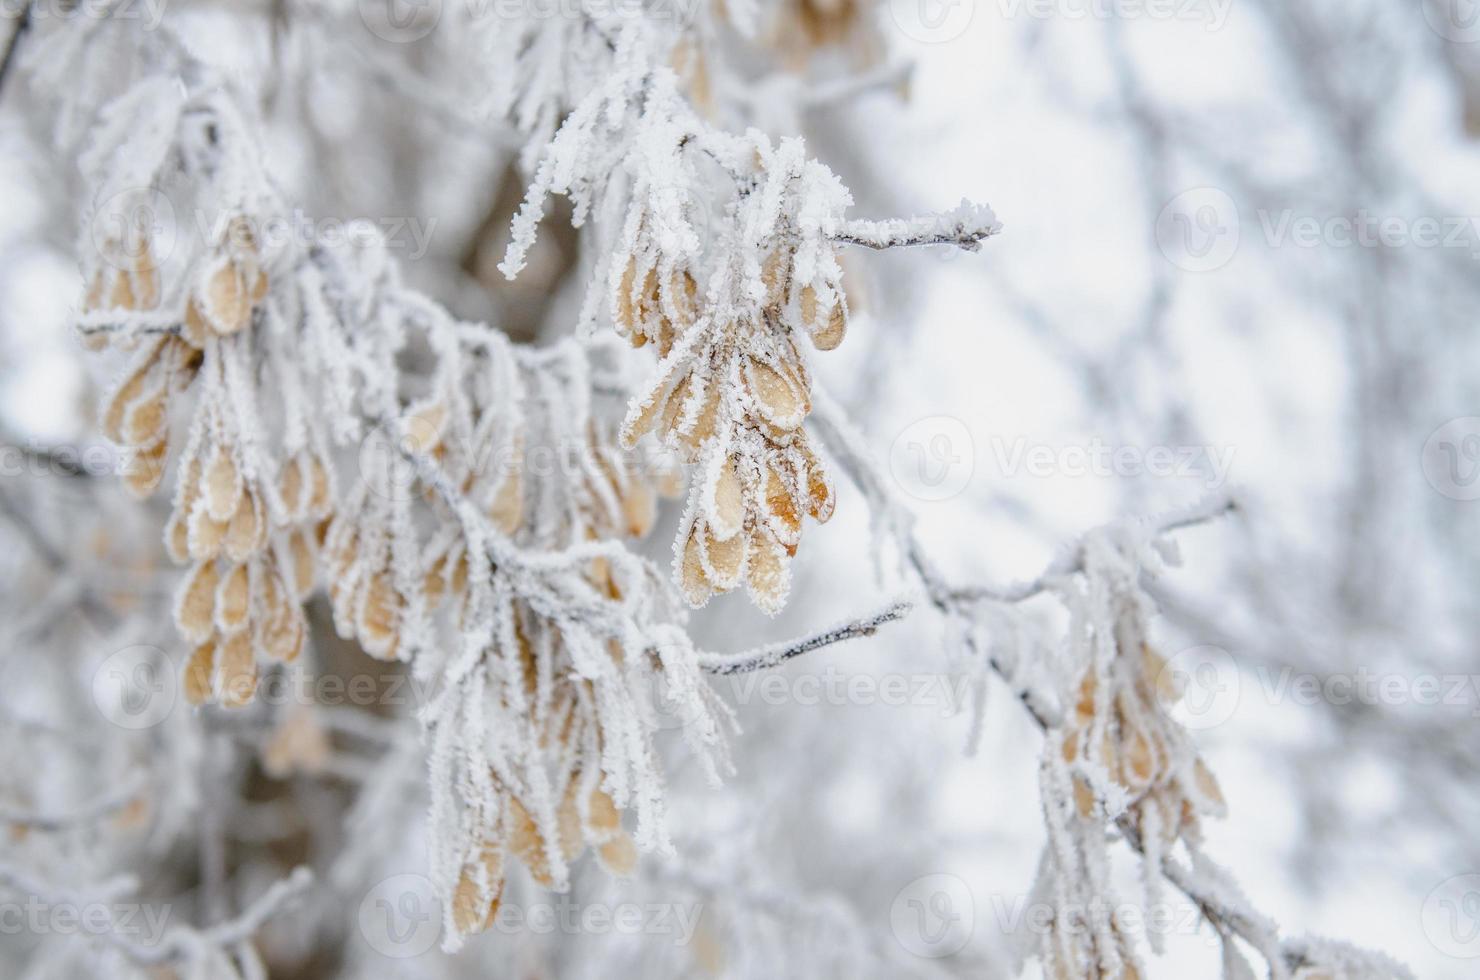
[0,0,1428,977]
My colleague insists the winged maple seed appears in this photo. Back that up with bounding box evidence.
[85,223,331,708]
[614,242,844,614]
[453,777,638,936]
[1060,642,1226,834]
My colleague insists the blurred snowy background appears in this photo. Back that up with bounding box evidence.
[1,0,1479,976]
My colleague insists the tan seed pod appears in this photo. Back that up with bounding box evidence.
[1193,758,1225,811]
[596,834,637,877]
[108,270,137,311]
[812,301,847,351]
[622,378,674,448]
[556,782,583,859]
[507,796,554,888]
[187,501,228,562]
[680,526,714,606]
[215,630,257,707]
[122,439,168,498]
[165,510,191,564]
[224,490,264,562]
[1074,669,1097,726]
[621,477,656,538]
[489,469,522,535]
[215,562,251,635]
[181,300,210,348]
[287,529,316,599]
[183,641,215,706]
[744,529,789,614]
[203,259,251,335]
[763,464,802,542]
[701,523,747,589]
[803,449,835,523]
[307,453,332,518]
[675,378,720,454]
[1121,724,1156,791]
[262,606,304,663]
[102,341,166,443]
[799,284,820,328]
[744,358,805,429]
[175,560,220,642]
[709,457,744,540]
[452,844,505,935]
[122,388,168,447]
[278,455,305,521]
[358,571,400,659]
[1073,775,1095,818]
[614,256,639,335]
[587,788,621,841]
[404,401,449,454]
[202,448,241,523]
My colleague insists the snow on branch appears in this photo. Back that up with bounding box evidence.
[831,200,1003,252]
[697,596,914,675]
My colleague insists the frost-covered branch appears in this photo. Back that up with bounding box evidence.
[697,596,913,675]
[831,201,1003,252]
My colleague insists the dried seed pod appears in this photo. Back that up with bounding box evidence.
[200,258,253,335]
[708,457,744,540]
[202,447,242,523]
[102,340,167,443]
[452,844,505,935]
[122,387,168,447]
[224,489,264,562]
[701,523,747,589]
[489,468,522,535]
[743,357,806,430]
[165,510,191,564]
[183,641,215,706]
[812,301,847,351]
[357,571,400,659]
[175,560,220,642]
[214,562,251,634]
[507,797,553,888]
[215,630,257,707]
[596,835,637,877]
[122,439,168,498]
[261,603,304,663]
[587,789,621,841]
[621,478,656,538]
[186,500,227,561]
[306,453,332,519]
[762,463,802,544]
[744,528,789,615]
[405,401,449,454]
[287,529,316,599]
[278,455,306,521]
[680,525,714,606]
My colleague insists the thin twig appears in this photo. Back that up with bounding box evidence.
[697,598,913,675]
